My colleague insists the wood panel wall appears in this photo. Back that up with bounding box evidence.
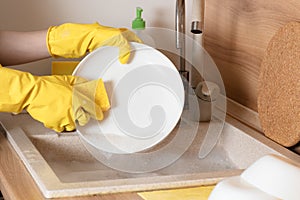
[202,0,300,111]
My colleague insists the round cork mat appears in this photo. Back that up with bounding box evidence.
[258,22,300,147]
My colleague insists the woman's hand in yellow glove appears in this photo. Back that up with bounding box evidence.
[0,66,110,132]
[47,23,142,64]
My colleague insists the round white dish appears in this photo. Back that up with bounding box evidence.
[73,42,184,154]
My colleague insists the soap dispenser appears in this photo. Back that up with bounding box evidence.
[132,7,155,47]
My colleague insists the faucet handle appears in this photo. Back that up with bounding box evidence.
[195,81,220,102]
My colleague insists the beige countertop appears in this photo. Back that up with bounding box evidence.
[0,132,143,200]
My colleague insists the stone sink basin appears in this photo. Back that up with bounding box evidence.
[0,112,298,198]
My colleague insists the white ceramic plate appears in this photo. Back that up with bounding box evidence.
[73,42,184,154]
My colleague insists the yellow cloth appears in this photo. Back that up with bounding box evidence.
[51,61,79,75]
[0,65,110,132]
[138,186,215,200]
[47,22,142,64]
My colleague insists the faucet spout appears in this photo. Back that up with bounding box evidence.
[175,0,187,78]
[176,0,185,49]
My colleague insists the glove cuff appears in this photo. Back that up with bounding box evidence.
[46,26,55,57]
[46,23,101,59]
[0,66,36,113]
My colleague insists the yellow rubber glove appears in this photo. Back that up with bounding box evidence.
[47,22,142,64]
[0,65,110,132]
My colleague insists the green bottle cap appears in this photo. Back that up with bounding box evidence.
[132,7,145,30]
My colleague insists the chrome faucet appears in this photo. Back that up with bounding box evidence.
[175,0,220,122]
[175,0,188,81]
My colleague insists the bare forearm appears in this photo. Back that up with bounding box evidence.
[0,30,50,66]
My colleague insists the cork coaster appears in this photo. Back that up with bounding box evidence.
[258,22,300,147]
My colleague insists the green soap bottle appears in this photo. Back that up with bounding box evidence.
[132,7,155,47]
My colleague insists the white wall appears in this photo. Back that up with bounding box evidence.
[1,0,195,74]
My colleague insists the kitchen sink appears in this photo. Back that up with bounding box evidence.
[0,111,299,198]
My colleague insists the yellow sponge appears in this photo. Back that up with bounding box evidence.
[138,186,215,200]
[51,61,79,75]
